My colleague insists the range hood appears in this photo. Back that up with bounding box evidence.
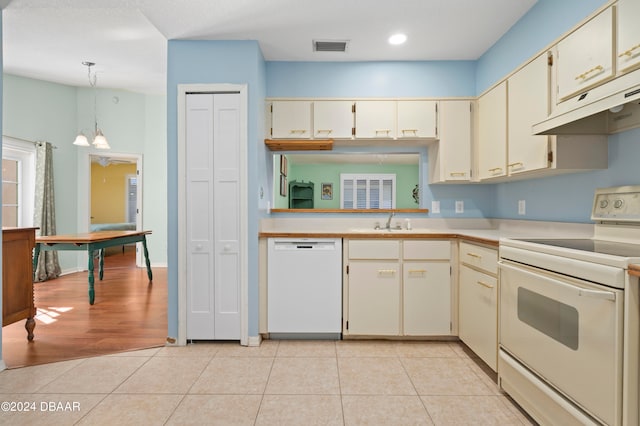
[533,67,640,135]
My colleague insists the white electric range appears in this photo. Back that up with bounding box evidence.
[499,185,640,426]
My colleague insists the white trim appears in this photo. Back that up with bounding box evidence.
[2,136,36,228]
[177,84,249,347]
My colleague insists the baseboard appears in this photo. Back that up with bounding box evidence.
[247,335,262,347]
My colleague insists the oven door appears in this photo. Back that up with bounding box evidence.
[499,259,624,425]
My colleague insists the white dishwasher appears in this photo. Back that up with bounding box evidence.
[267,238,342,338]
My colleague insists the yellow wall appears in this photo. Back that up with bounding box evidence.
[91,162,137,223]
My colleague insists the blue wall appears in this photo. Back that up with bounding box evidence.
[167,40,266,338]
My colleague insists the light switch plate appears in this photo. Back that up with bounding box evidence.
[455,200,464,214]
[431,200,440,214]
[518,200,526,215]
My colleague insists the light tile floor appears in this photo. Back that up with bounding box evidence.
[0,340,536,425]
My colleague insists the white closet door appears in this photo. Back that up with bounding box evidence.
[186,93,241,340]
[212,93,241,339]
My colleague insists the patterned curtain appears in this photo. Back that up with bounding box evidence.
[34,142,61,281]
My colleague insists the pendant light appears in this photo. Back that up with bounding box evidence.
[73,61,110,150]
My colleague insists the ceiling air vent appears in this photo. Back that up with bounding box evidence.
[313,40,349,53]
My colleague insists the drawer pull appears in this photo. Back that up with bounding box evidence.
[289,129,307,134]
[401,129,419,136]
[476,280,494,289]
[377,269,396,275]
[466,252,482,259]
[618,44,640,58]
[316,129,333,135]
[575,65,604,81]
[408,269,427,274]
[375,129,391,136]
[449,172,467,177]
[508,162,524,169]
[488,167,503,173]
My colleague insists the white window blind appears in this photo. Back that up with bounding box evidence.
[340,173,396,209]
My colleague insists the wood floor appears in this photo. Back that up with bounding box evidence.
[2,246,167,369]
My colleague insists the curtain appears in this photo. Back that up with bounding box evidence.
[34,142,61,281]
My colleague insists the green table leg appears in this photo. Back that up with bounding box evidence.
[33,244,41,281]
[142,237,153,281]
[99,248,105,280]
[87,248,95,305]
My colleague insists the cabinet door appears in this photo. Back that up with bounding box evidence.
[556,6,614,101]
[403,262,451,336]
[459,265,497,371]
[271,101,312,138]
[617,0,640,73]
[397,100,437,138]
[477,82,507,180]
[354,101,396,138]
[348,261,400,335]
[508,53,551,175]
[434,100,472,182]
[313,101,354,139]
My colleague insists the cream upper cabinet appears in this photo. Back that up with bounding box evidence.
[477,81,507,180]
[428,100,472,183]
[556,6,614,102]
[507,53,551,175]
[354,101,397,138]
[397,100,438,139]
[271,101,312,139]
[617,0,640,74]
[313,100,354,139]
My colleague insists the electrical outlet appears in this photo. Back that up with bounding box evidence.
[431,200,440,214]
[518,200,526,215]
[455,200,464,214]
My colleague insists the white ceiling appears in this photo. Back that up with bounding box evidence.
[2,0,537,94]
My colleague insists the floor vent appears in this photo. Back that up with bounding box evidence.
[313,40,349,53]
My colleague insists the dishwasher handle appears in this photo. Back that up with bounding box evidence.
[272,240,338,251]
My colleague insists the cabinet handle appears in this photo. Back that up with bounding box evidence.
[408,269,427,274]
[619,44,640,58]
[476,280,494,289]
[289,129,307,134]
[449,172,467,177]
[375,129,391,136]
[574,65,604,80]
[401,129,419,136]
[377,269,396,275]
[466,252,482,259]
[508,162,524,169]
[316,129,333,135]
[488,167,503,173]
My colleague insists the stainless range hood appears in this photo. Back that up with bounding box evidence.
[533,67,640,135]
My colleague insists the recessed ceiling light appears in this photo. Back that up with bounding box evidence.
[388,33,407,45]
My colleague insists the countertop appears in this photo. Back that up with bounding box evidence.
[259,219,595,248]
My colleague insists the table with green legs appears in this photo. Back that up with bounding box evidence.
[34,230,153,305]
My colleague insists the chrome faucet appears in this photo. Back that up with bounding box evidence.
[385,212,395,230]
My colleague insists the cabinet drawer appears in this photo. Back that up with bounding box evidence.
[459,241,498,274]
[349,240,400,259]
[403,240,450,260]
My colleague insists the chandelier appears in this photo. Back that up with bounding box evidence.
[73,61,110,150]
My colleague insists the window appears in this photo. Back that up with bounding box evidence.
[340,173,396,209]
[2,137,36,227]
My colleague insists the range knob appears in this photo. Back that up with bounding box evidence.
[614,199,624,209]
[599,199,609,209]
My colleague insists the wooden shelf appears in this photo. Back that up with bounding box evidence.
[265,139,333,151]
[270,208,429,214]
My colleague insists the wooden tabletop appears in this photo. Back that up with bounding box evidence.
[36,230,151,244]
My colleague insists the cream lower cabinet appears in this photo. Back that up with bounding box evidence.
[458,241,498,372]
[345,239,452,337]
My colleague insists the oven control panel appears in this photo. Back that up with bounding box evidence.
[591,185,640,222]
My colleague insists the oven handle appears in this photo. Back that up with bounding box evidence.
[499,261,617,302]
